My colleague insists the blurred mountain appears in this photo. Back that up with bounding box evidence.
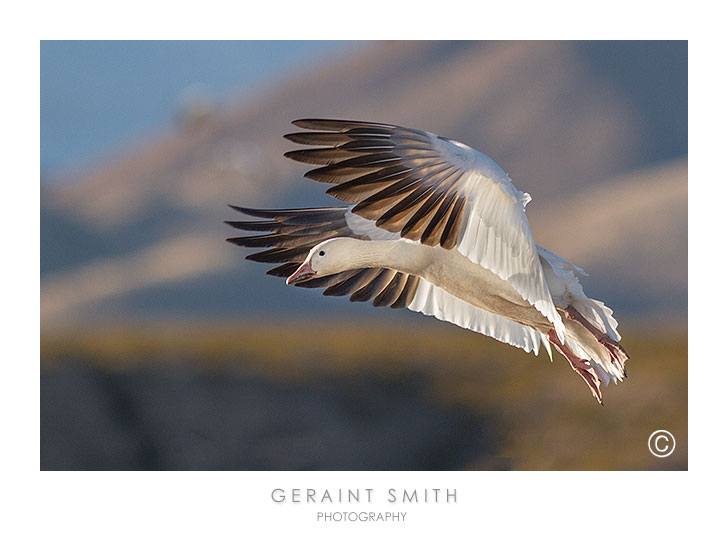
[40,40,687,328]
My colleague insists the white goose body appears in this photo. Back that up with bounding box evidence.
[227,119,630,404]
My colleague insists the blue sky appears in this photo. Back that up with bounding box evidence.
[40,41,358,180]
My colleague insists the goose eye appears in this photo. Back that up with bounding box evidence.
[319,250,325,256]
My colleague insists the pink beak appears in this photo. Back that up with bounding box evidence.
[286,260,316,285]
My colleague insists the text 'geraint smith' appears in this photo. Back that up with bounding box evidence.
[271,488,457,503]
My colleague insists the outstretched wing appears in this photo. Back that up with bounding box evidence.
[227,206,551,358]
[284,119,565,340]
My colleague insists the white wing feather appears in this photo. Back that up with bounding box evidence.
[432,136,566,341]
[408,278,551,357]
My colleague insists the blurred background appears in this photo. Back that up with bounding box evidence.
[40,40,687,470]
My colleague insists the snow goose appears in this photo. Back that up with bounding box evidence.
[226,119,629,404]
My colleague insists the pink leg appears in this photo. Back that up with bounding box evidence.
[564,306,630,373]
[548,330,604,405]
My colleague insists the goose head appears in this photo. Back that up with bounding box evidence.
[286,237,357,285]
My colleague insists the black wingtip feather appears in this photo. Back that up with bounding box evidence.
[391,275,420,309]
[266,263,299,278]
[245,247,309,264]
[228,205,272,218]
[292,118,399,132]
[225,220,282,232]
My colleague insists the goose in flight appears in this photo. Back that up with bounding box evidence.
[226,119,629,404]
